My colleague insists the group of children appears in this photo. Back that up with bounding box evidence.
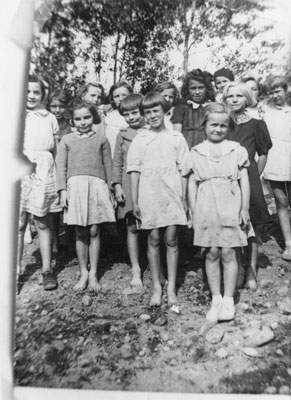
[17,67,291,323]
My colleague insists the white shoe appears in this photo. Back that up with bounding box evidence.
[206,302,222,323]
[218,303,235,321]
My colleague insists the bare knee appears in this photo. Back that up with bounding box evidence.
[18,212,28,233]
[206,247,220,262]
[75,226,89,241]
[148,230,160,249]
[221,248,236,263]
[164,234,178,248]
[34,215,50,231]
[128,223,138,235]
[90,224,99,238]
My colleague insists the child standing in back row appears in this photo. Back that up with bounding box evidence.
[127,92,189,309]
[112,94,146,288]
[56,100,115,291]
[186,102,251,322]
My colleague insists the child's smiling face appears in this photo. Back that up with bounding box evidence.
[205,113,229,143]
[123,108,143,129]
[27,82,42,110]
[268,86,287,107]
[144,104,165,131]
[73,107,94,134]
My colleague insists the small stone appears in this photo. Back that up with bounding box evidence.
[265,302,272,309]
[279,268,285,276]
[249,320,262,329]
[206,326,225,344]
[169,358,178,366]
[266,265,272,271]
[168,340,174,346]
[154,316,167,327]
[78,358,90,367]
[122,286,138,295]
[160,332,170,342]
[270,322,278,330]
[82,294,92,306]
[187,270,196,277]
[278,286,289,297]
[284,279,290,286]
[216,348,228,358]
[242,347,258,357]
[77,337,85,346]
[240,303,249,311]
[140,314,151,321]
[276,349,284,356]
[246,326,274,347]
[264,386,277,394]
[279,386,290,395]
[279,297,291,315]
[287,368,291,376]
[260,279,272,289]
[139,348,146,357]
[41,310,48,317]
[163,346,170,351]
[34,305,40,311]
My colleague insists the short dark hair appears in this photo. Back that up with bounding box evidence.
[140,92,170,115]
[28,75,46,101]
[119,93,143,115]
[70,99,100,125]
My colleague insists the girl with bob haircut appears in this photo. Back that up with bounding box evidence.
[127,92,189,310]
[172,68,215,149]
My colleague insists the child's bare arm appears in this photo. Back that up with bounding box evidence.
[257,154,268,176]
[239,168,250,229]
[114,183,125,204]
[59,190,68,208]
[188,173,198,215]
[181,176,188,212]
[130,171,141,220]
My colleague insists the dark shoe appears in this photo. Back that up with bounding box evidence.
[43,271,58,291]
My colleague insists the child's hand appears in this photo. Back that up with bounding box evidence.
[114,184,125,204]
[60,190,68,208]
[240,209,250,230]
[133,204,142,221]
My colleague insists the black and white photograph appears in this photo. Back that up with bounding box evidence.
[1,0,291,398]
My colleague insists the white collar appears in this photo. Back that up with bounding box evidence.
[187,100,208,109]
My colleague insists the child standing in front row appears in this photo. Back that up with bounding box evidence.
[127,92,189,309]
[56,100,115,291]
[186,103,251,322]
[112,94,146,288]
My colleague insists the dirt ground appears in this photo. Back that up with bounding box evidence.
[14,215,291,394]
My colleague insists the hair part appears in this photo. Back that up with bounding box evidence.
[222,81,257,108]
[28,74,46,101]
[119,93,143,115]
[153,81,180,106]
[181,69,215,102]
[140,92,170,115]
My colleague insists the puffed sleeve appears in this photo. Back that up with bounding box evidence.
[237,145,250,170]
[176,135,189,175]
[112,132,124,184]
[126,137,141,173]
[254,119,272,156]
[171,103,187,125]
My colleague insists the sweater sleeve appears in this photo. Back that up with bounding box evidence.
[56,136,68,192]
[101,135,113,188]
[112,132,123,185]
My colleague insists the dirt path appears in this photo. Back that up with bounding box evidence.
[14,219,291,394]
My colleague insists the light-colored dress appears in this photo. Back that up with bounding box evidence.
[262,105,291,181]
[186,140,250,248]
[105,109,128,157]
[127,128,188,229]
[20,109,62,217]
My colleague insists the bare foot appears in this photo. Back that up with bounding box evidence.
[167,289,178,305]
[73,273,88,291]
[130,272,143,289]
[88,274,101,292]
[150,287,162,306]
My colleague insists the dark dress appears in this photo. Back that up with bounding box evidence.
[171,101,206,149]
[228,118,272,226]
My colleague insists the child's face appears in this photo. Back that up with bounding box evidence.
[245,80,259,102]
[143,104,165,131]
[73,107,94,133]
[225,87,246,113]
[113,87,131,108]
[205,113,229,143]
[215,76,231,93]
[83,86,103,106]
[123,108,143,129]
[27,82,42,110]
[268,86,287,107]
[50,99,66,120]
[188,79,206,104]
[160,88,175,108]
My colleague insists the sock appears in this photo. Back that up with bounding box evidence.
[212,294,222,306]
[222,296,234,307]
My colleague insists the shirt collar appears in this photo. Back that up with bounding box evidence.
[76,130,95,138]
[187,100,208,109]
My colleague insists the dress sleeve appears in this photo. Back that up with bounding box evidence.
[56,137,68,192]
[171,103,187,125]
[237,145,250,170]
[182,150,195,177]
[177,136,189,175]
[254,119,272,156]
[126,137,141,173]
[112,132,123,185]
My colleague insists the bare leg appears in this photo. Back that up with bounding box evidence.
[34,214,52,274]
[164,225,178,305]
[74,225,89,291]
[272,182,291,258]
[127,223,142,288]
[245,233,259,290]
[205,247,221,296]
[50,213,59,255]
[219,247,238,321]
[236,247,245,288]
[24,216,33,244]
[147,229,162,306]
[17,211,29,276]
[88,224,101,292]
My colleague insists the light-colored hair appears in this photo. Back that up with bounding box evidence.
[153,81,180,106]
[264,75,288,93]
[202,102,234,128]
[222,81,257,108]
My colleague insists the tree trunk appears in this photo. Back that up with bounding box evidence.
[113,31,121,83]
[182,0,196,76]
